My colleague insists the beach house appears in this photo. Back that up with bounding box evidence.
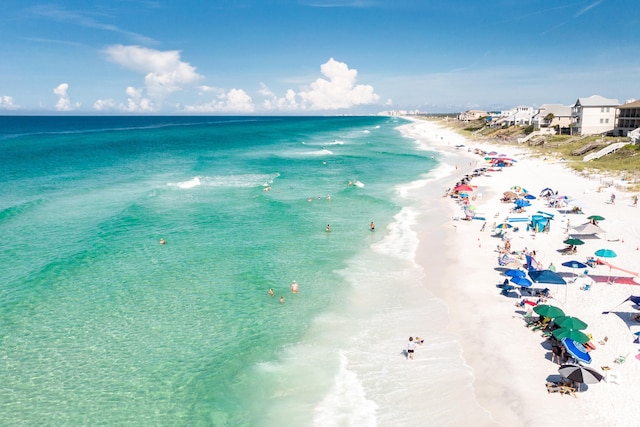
[532,104,572,135]
[613,99,640,137]
[457,110,488,121]
[570,95,619,135]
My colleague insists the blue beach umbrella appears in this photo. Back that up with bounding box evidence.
[561,337,592,364]
[561,261,588,269]
[511,276,533,288]
[529,269,567,285]
[514,199,531,207]
[505,269,526,278]
[524,194,536,200]
[595,249,617,258]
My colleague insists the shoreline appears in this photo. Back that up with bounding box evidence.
[402,118,640,426]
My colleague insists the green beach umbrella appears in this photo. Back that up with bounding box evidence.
[552,328,591,344]
[533,304,565,318]
[587,215,605,221]
[563,238,585,246]
[555,315,588,330]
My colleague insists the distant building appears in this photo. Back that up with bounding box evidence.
[457,110,487,121]
[533,104,572,134]
[488,107,533,127]
[571,95,619,135]
[614,99,640,137]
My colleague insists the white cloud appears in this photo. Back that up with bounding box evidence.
[0,95,18,110]
[93,98,116,111]
[258,58,379,111]
[183,88,254,113]
[53,83,80,111]
[259,83,298,111]
[104,45,202,98]
[119,86,155,112]
[297,58,379,110]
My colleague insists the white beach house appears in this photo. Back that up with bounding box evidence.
[533,104,572,134]
[571,95,619,135]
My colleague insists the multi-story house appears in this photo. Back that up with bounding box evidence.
[571,95,619,135]
[614,99,640,137]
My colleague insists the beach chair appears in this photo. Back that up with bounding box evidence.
[558,385,578,397]
[614,353,629,364]
[598,336,608,346]
[605,371,621,385]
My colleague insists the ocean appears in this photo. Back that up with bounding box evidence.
[0,116,489,426]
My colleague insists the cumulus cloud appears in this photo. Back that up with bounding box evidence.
[183,88,254,113]
[259,83,298,111]
[0,95,18,110]
[104,45,202,98]
[53,83,80,111]
[120,86,155,112]
[93,98,116,111]
[258,58,379,112]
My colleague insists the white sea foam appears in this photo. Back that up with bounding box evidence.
[313,352,377,427]
[168,173,279,189]
[168,176,201,189]
[371,207,419,262]
[353,180,364,188]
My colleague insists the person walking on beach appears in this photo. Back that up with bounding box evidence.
[610,193,616,205]
[633,195,638,207]
[407,337,416,360]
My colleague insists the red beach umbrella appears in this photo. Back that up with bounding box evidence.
[454,184,474,192]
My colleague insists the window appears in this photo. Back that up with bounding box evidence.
[605,118,609,123]
[601,107,605,112]
[600,118,604,124]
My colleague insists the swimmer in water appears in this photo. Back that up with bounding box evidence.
[326,224,331,232]
[279,296,285,304]
[159,238,166,245]
[370,221,375,231]
[268,288,274,296]
[290,280,299,294]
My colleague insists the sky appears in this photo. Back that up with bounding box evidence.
[1,0,639,115]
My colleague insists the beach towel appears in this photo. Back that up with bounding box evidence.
[588,275,638,285]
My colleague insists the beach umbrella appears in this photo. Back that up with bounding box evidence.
[510,276,532,288]
[524,194,536,200]
[558,364,603,384]
[561,260,588,269]
[587,215,605,221]
[595,249,617,258]
[533,304,565,318]
[510,185,527,193]
[488,151,498,156]
[561,338,592,365]
[454,184,474,192]
[514,199,531,207]
[552,328,591,344]
[571,222,606,235]
[563,238,585,246]
[505,269,526,277]
[503,191,517,199]
[539,188,554,197]
[495,223,513,229]
[528,269,567,285]
[555,315,588,330]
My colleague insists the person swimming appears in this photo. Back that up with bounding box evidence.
[290,280,299,294]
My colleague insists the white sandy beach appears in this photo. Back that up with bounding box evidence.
[403,118,640,427]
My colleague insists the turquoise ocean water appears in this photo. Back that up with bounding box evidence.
[2,116,488,425]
